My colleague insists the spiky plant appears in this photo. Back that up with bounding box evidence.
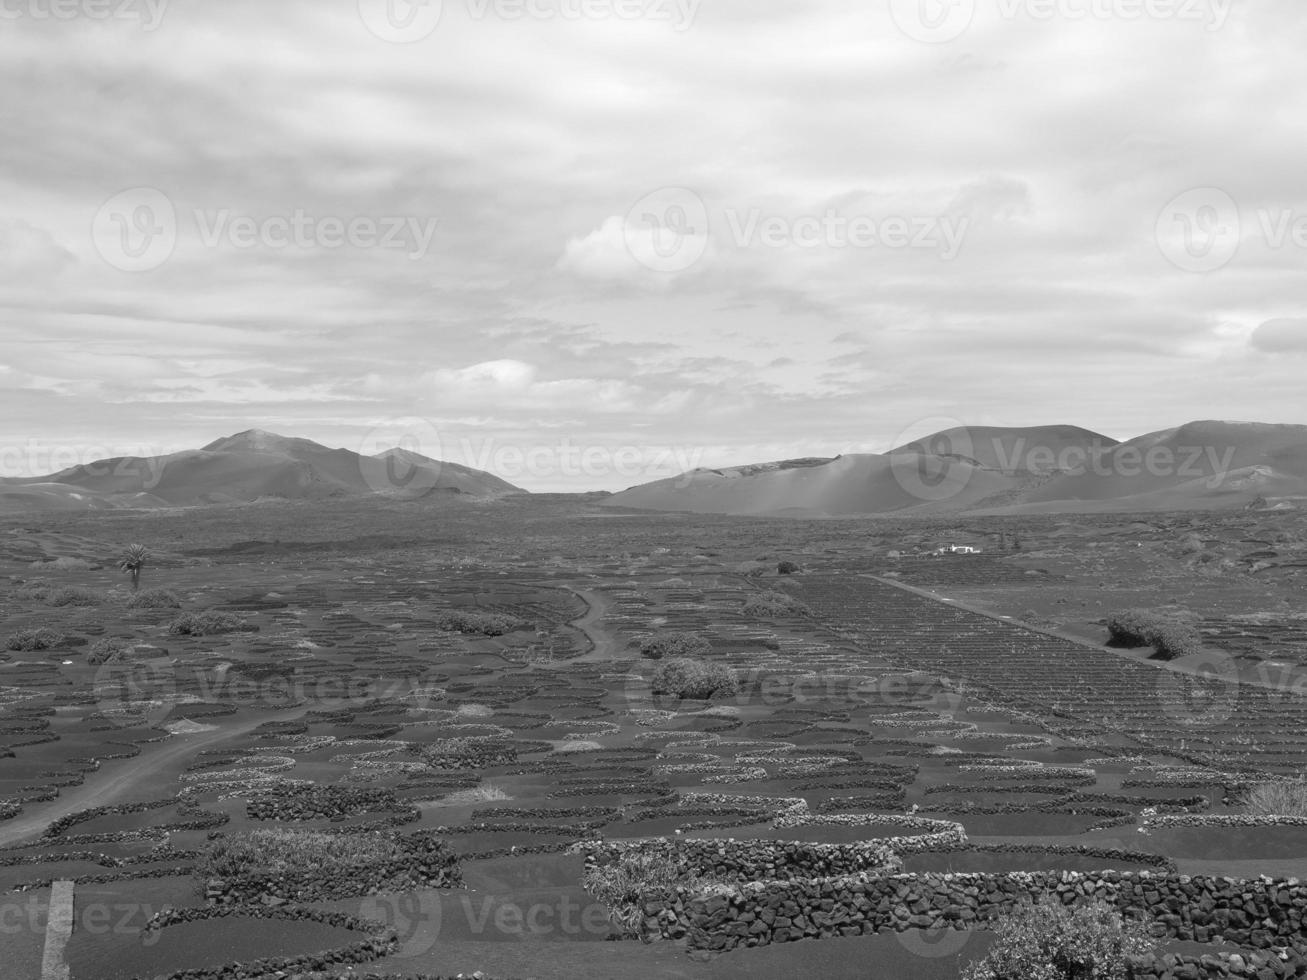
[117,544,149,591]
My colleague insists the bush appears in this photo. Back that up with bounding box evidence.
[651,658,738,700]
[962,897,1156,980]
[6,628,66,651]
[45,586,101,607]
[127,588,181,610]
[168,611,250,636]
[432,609,526,636]
[1243,777,1307,817]
[741,589,812,618]
[87,637,130,666]
[45,557,93,571]
[639,630,709,661]
[1105,609,1202,661]
[197,829,405,881]
[582,848,725,938]
[777,560,800,575]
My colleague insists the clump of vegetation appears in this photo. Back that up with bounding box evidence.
[117,544,149,591]
[127,588,182,610]
[87,637,130,666]
[6,628,66,651]
[742,589,812,618]
[962,898,1156,980]
[168,610,250,636]
[14,584,100,606]
[1243,777,1307,817]
[436,783,511,806]
[1106,609,1203,661]
[651,658,738,700]
[639,630,709,661]
[45,586,101,607]
[197,829,405,881]
[582,848,727,939]
[432,609,526,636]
[777,560,801,575]
[41,557,92,571]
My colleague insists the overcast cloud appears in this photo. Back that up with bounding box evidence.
[1,0,1304,490]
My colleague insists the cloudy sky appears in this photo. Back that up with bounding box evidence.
[1,0,1304,491]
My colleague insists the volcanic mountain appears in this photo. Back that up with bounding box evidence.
[604,421,1307,517]
[0,429,523,512]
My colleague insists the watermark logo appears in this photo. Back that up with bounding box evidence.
[358,0,444,42]
[888,417,977,504]
[624,187,711,274]
[1156,187,1241,273]
[1156,187,1307,273]
[358,418,446,500]
[895,920,973,958]
[622,188,970,273]
[889,0,976,43]
[92,659,179,730]
[0,897,162,947]
[0,0,170,30]
[92,187,177,273]
[885,419,1242,502]
[0,439,175,486]
[359,0,699,40]
[92,189,440,271]
[360,890,613,954]
[890,0,1234,42]
[1156,650,1240,728]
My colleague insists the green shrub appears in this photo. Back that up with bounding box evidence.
[6,628,66,651]
[168,611,250,636]
[639,630,709,661]
[1106,609,1202,661]
[432,609,526,636]
[651,658,738,700]
[127,588,181,610]
[1243,777,1307,817]
[962,897,1156,980]
[87,638,130,666]
[777,560,800,575]
[45,586,101,607]
[741,589,812,618]
[196,829,405,881]
[581,848,726,938]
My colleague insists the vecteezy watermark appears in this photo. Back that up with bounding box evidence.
[92,188,439,272]
[0,439,178,484]
[357,418,446,501]
[895,919,973,959]
[886,417,1242,503]
[360,890,614,956]
[358,0,700,42]
[623,662,954,713]
[0,896,163,947]
[0,0,169,30]
[459,436,707,488]
[93,660,442,729]
[1156,187,1307,273]
[889,0,1233,43]
[1155,650,1240,728]
[623,187,970,273]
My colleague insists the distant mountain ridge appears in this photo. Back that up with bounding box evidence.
[604,421,1307,517]
[0,429,524,513]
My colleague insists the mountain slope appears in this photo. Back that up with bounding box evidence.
[0,429,523,510]
[606,421,1307,516]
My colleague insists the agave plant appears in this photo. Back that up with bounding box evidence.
[117,544,149,591]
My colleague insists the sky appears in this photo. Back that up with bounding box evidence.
[1,0,1305,492]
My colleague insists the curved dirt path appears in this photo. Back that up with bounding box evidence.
[563,588,624,662]
[0,707,307,847]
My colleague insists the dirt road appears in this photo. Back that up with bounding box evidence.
[0,707,307,847]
